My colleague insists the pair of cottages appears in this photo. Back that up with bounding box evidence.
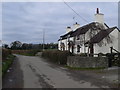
[58,8,120,55]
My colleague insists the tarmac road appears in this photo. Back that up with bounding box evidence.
[2,54,118,89]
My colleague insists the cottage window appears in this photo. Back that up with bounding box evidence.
[60,43,65,51]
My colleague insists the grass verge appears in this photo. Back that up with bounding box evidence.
[65,65,105,70]
[2,55,16,77]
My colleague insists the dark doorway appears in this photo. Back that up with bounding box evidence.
[89,43,94,56]
[77,45,81,53]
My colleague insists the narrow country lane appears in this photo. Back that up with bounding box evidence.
[2,55,115,89]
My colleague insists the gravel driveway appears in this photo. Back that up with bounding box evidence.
[2,54,119,89]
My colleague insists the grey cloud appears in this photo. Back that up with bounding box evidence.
[2,2,118,44]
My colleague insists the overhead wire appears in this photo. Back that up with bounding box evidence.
[63,0,89,23]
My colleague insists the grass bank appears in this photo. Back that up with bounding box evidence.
[2,55,16,76]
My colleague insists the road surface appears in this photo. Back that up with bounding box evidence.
[2,55,117,89]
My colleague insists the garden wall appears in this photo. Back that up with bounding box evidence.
[67,56,108,68]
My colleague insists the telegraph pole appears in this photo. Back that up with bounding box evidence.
[43,29,45,51]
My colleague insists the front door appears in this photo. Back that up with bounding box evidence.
[90,43,94,56]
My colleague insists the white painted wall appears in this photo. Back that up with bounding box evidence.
[73,45,77,54]
[72,23,80,31]
[58,29,119,54]
[69,37,74,41]
[118,30,120,52]
[58,40,61,50]
[94,29,119,54]
[58,37,75,52]
[94,13,109,29]
[58,39,66,51]
[95,13,104,25]
[66,27,72,33]
[62,39,67,51]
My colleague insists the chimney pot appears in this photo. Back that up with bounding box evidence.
[96,8,99,14]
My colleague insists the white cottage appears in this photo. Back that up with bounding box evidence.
[58,8,120,55]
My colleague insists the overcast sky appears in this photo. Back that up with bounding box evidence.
[2,2,118,44]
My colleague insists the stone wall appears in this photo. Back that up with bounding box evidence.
[67,56,108,68]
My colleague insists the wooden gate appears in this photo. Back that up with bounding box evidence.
[107,47,120,67]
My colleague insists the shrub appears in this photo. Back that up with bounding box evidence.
[76,53,87,57]
[11,49,41,56]
[42,50,73,65]
[98,53,105,57]
[2,49,12,61]
[2,55,15,76]
[106,53,120,67]
[2,49,16,76]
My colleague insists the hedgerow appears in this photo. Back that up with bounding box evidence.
[11,49,41,56]
[2,49,15,76]
[2,49,12,61]
[42,50,73,65]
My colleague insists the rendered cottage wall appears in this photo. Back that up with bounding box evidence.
[94,29,119,54]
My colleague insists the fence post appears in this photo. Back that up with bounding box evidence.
[110,46,113,54]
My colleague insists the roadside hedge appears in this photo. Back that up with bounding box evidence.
[12,49,41,56]
[42,50,73,65]
[106,53,120,67]
[2,49,12,61]
[2,49,16,76]
[76,53,87,57]
[2,55,15,76]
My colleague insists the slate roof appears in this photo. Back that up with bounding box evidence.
[59,22,108,41]
[60,31,74,40]
[71,22,100,37]
[85,27,117,44]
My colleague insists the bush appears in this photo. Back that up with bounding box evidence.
[106,53,120,67]
[11,49,41,56]
[98,53,105,57]
[78,53,87,57]
[2,55,15,76]
[42,50,73,65]
[2,49,12,61]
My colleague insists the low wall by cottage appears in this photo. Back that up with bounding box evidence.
[67,56,108,68]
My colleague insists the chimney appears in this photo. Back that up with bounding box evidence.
[96,8,99,14]
[73,22,80,31]
[66,26,72,33]
[95,8,104,24]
